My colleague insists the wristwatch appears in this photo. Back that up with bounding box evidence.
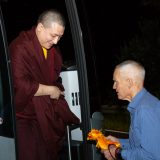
[115,147,123,160]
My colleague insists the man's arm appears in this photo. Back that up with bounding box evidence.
[121,108,160,160]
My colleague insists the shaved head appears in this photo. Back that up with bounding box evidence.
[37,9,65,28]
[115,60,145,86]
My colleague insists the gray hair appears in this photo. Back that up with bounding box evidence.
[115,60,145,83]
[37,9,65,28]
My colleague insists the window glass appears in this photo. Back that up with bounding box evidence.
[0,6,17,160]
[0,17,14,137]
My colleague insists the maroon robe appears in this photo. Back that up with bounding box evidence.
[9,27,80,160]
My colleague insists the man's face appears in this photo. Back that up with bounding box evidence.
[37,22,65,49]
[113,69,131,101]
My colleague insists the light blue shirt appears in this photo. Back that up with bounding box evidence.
[119,88,160,160]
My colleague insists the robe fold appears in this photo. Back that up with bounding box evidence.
[9,27,80,160]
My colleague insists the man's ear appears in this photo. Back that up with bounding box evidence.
[127,78,133,89]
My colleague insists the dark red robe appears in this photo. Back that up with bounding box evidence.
[9,27,80,160]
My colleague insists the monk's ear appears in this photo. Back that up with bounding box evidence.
[37,23,44,32]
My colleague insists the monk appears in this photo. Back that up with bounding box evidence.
[9,9,80,160]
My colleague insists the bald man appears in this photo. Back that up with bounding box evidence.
[102,60,160,160]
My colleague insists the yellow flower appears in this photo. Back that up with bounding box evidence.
[87,129,121,150]
[87,129,103,140]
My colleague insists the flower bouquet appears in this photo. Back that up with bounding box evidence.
[87,129,121,150]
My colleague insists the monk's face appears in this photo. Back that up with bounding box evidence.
[36,22,65,49]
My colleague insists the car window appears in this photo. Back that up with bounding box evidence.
[0,6,17,160]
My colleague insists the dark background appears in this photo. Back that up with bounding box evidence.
[82,0,160,105]
[1,0,160,106]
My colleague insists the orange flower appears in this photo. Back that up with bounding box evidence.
[87,129,121,150]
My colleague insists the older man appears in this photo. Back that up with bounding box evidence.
[102,60,160,160]
[9,9,79,160]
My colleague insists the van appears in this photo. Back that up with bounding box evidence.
[0,0,103,159]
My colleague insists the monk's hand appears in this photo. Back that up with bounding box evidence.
[50,86,64,100]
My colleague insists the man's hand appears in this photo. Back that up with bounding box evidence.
[107,135,119,143]
[102,144,117,160]
[102,135,121,160]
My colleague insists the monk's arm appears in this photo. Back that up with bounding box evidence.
[34,84,64,99]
